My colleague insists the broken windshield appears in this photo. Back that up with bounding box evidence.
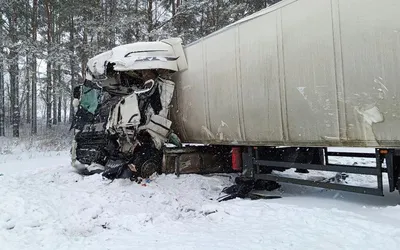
[80,86,101,114]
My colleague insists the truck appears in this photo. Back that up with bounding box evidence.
[71,0,400,197]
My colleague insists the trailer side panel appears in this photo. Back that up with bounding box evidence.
[172,0,400,148]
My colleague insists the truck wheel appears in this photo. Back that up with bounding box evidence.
[141,159,161,178]
[131,147,163,178]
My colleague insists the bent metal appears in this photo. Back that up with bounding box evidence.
[70,38,191,180]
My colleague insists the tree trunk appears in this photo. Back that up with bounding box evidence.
[147,0,153,41]
[52,62,57,125]
[200,7,205,37]
[9,4,20,137]
[46,62,52,128]
[45,0,52,128]
[57,65,62,123]
[171,0,176,16]
[0,59,4,137]
[69,15,75,123]
[175,0,182,34]
[63,90,67,123]
[109,0,116,48]
[26,56,31,124]
[31,0,38,134]
[0,17,5,136]
[134,0,139,40]
[81,28,88,80]
[52,6,57,125]
[215,0,220,30]
[25,0,30,125]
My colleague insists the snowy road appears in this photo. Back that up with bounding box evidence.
[1,150,400,250]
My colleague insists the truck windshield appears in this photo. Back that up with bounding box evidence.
[80,86,100,114]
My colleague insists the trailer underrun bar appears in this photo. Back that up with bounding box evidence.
[242,147,400,196]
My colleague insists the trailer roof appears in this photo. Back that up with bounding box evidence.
[184,0,299,48]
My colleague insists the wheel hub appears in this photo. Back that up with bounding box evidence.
[141,160,159,178]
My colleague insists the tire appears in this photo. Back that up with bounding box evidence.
[131,147,163,178]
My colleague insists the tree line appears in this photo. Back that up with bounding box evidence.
[0,0,281,137]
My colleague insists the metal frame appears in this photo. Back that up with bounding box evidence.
[242,147,400,196]
[385,149,400,192]
[163,145,232,176]
[163,147,199,177]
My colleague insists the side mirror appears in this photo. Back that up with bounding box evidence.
[134,79,155,94]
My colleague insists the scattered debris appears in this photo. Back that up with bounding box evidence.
[323,172,349,184]
[218,177,282,202]
[201,210,218,216]
[101,223,110,229]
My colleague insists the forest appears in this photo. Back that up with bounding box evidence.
[0,0,281,138]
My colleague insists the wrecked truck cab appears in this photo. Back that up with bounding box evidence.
[71,38,187,178]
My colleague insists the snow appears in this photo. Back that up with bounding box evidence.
[86,38,186,78]
[1,147,400,250]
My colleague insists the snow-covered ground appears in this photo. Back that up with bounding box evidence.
[1,145,400,250]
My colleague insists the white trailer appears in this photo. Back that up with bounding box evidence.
[172,0,400,148]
